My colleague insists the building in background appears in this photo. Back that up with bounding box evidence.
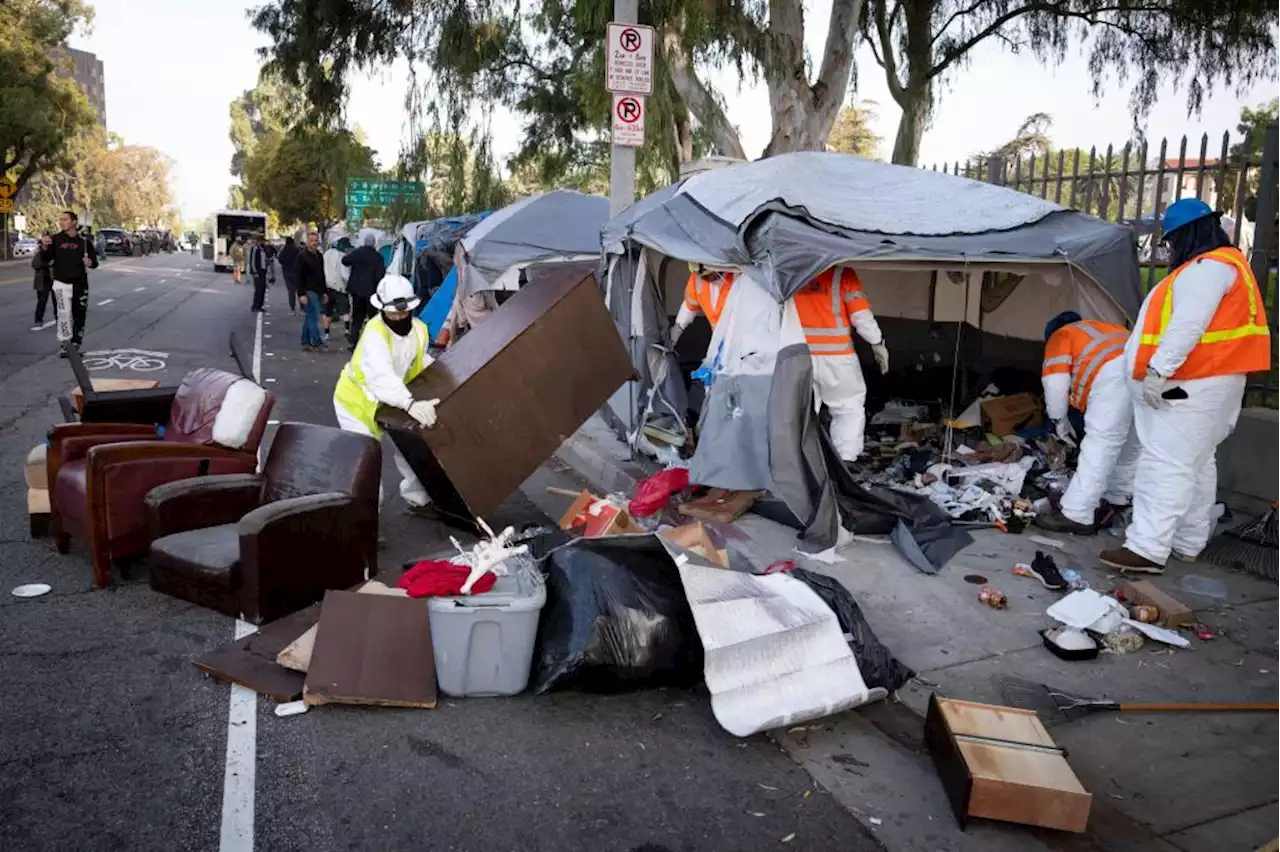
[67,48,106,125]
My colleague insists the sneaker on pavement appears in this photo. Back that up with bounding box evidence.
[1099,547,1164,573]
[30,324,42,331]
[1029,550,1069,590]
[1033,509,1094,535]
[1169,550,1201,563]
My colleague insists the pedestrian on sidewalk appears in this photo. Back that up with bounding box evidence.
[322,237,352,344]
[39,211,97,356]
[248,235,269,312]
[342,232,386,347]
[31,233,58,330]
[230,236,246,284]
[296,231,327,350]
[333,274,438,515]
[278,236,299,314]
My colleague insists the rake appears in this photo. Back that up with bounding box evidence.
[992,675,1278,727]
[1204,502,1277,581]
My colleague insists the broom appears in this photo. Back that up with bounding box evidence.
[1204,502,1277,581]
[993,675,1278,727]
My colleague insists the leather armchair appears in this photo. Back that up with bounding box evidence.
[47,368,274,588]
[146,422,381,624]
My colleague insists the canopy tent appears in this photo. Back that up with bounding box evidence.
[599,151,1142,556]
[459,190,609,295]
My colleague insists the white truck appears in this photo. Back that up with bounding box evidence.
[209,209,268,272]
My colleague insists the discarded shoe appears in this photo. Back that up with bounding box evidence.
[1099,547,1163,573]
[1033,509,1094,535]
[1029,551,1069,591]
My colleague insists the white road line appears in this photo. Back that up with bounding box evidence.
[134,286,146,292]
[219,618,258,852]
[159,279,167,283]
[252,309,263,383]
[97,299,114,306]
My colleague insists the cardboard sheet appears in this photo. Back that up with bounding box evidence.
[191,604,320,700]
[277,580,407,673]
[303,590,437,709]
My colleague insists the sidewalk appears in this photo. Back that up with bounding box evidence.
[558,415,1279,852]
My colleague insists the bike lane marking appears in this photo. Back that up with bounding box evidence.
[96,299,114,306]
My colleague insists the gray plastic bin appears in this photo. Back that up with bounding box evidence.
[428,567,546,697]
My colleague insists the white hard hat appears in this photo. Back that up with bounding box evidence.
[370,274,420,312]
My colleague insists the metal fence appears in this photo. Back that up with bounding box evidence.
[926,121,1280,403]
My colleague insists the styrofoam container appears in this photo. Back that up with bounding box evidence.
[428,568,546,698]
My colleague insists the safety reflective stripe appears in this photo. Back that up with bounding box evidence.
[1042,354,1072,368]
[804,327,852,338]
[806,341,855,354]
[830,268,846,328]
[1070,337,1125,407]
[1140,249,1269,346]
[843,289,867,302]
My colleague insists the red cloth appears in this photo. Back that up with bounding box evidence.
[629,467,690,518]
[397,559,497,598]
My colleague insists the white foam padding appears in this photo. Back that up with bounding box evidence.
[212,379,268,449]
[668,547,870,737]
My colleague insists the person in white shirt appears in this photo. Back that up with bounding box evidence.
[322,238,353,344]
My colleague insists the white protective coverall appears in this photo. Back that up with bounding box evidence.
[1042,357,1140,526]
[332,315,432,507]
[1121,258,1245,564]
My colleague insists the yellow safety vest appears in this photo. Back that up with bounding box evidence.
[333,316,429,436]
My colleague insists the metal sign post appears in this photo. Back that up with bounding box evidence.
[606,9,652,217]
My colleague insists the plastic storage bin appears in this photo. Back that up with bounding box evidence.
[428,567,547,697]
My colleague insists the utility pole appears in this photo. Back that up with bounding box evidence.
[608,0,638,218]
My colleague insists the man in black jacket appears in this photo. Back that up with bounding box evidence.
[295,231,328,349]
[39,210,98,353]
[247,235,270,312]
[341,232,387,346]
[31,233,57,330]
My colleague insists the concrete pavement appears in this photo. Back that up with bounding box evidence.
[0,254,879,852]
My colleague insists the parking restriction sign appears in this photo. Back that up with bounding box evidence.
[605,22,654,95]
[612,94,645,147]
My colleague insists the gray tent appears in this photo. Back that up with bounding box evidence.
[600,151,1142,554]
[459,190,609,296]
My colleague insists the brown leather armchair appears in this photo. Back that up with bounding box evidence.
[47,368,275,588]
[145,422,381,624]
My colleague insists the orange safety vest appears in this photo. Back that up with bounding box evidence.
[794,267,870,357]
[683,272,735,327]
[1042,320,1129,412]
[1132,246,1272,380]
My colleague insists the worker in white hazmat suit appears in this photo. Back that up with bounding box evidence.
[1033,310,1139,534]
[793,265,889,461]
[1100,198,1271,573]
[333,274,440,514]
[670,266,735,345]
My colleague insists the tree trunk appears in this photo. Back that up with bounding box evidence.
[890,84,930,165]
[662,26,747,160]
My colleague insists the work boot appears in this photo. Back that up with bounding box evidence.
[1169,550,1201,563]
[1099,547,1163,574]
[1034,509,1094,535]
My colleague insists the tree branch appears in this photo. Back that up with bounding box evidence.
[662,26,747,160]
[813,0,864,111]
[873,0,906,102]
[932,0,995,47]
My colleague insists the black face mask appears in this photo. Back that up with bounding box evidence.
[384,313,413,336]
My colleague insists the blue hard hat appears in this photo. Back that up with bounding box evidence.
[1044,310,1081,342]
[1161,198,1214,236]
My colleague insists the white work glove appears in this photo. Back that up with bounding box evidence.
[407,398,440,428]
[669,324,685,347]
[1054,417,1077,446]
[1141,368,1167,409]
[871,342,890,375]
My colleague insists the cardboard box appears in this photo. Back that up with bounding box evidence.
[1122,580,1193,629]
[659,522,730,568]
[925,695,1091,833]
[378,264,633,526]
[558,490,643,538]
[980,393,1044,437]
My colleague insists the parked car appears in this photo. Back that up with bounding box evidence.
[98,228,132,256]
[13,237,38,257]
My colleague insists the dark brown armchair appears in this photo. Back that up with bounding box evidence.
[145,422,381,624]
[47,368,275,588]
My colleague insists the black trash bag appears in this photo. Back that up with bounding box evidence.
[790,567,915,693]
[532,535,704,694]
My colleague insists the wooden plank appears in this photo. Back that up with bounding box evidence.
[191,604,320,701]
[303,590,437,709]
[936,697,1056,747]
[72,379,161,414]
[277,581,408,674]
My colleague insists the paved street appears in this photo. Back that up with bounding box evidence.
[0,254,879,852]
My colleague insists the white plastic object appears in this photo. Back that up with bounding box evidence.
[274,700,308,717]
[11,583,51,598]
[1046,589,1127,633]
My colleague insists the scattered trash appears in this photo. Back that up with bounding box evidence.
[869,817,883,826]
[1190,623,1216,641]
[1101,625,1146,654]
[1132,605,1160,624]
[1028,535,1067,550]
[978,586,1008,609]
[1123,619,1191,649]
[678,488,763,523]
[557,489,644,537]
[1179,574,1228,601]
[1028,551,1068,591]
[274,700,308,717]
[11,583,51,598]
[780,833,796,844]
[963,573,989,584]
[629,467,690,518]
[1041,627,1100,661]
[1121,581,1193,629]
[1048,589,1127,633]
[1012,563,1034,579]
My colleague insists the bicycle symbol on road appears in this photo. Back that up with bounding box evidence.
[80,348,169,372]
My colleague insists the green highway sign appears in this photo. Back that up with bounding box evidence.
[345,179,423,206]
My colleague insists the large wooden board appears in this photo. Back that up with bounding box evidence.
[191,604,320,700]
[277,581,408,673]
[303,590,437,709]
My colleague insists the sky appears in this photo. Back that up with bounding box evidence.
[69,0,1277,221]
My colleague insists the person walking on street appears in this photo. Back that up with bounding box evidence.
[278,236,299,314]
[342,232,386,347]
[39,211,98,356]
[248,235,269,312]
[1100,198,1272,574]
[296,231,328,351]
[31,234,58,330]
[322,237,352,344]
[230,236,246,284]
[333,274,438,515]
